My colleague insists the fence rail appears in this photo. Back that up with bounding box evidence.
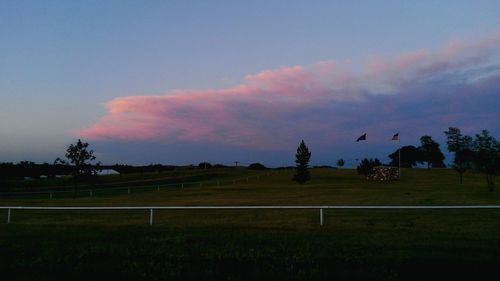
[2,205,500,226]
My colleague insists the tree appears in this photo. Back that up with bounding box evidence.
[444,127,474,184]
[62,139,100,195]
[336,158,345,168]
[445,128,500,189]
[356,158,382,177]
[388,145,420,168]
[472,130,500,191]
[418,135,445,168]
[293,140,311,184]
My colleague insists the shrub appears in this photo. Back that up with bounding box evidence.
[248,163,268,170]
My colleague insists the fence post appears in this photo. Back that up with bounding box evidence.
[7,208,11,224]
[50,192,53,199]
[320,208,324,226]
[128,188,131,194]
[150,209,153,226]
[181,183,184,189]
[90,190,93,197]
[157,185,160,191]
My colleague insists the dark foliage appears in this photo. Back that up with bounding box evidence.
[356,158,382,176]
[419,135,446,168]
[248,163,268,170]
[336,158,345,168]
[60,139,101,195]
[198,162,213,169]
[388,145,420,168]
[110,164,177,174]
[0,162,74,180]
[445,127,500,190]
[472,130,500,191]
[293,140,311,184]
[444,127,474,184]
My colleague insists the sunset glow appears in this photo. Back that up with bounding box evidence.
[79,30,500,150]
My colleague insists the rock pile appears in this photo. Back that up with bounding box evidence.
[367,166,399,181]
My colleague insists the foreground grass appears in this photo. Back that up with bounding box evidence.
[1,168,500,280]
[2,212,500,281]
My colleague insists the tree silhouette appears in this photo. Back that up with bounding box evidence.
[445,127,500,189]
[444,127,474,184]
[357,158,382,177]
[336,158,345,168]
[248,163,268,170]
[418,135,445,168]
[472,130,500,191]
[293,140,311,184]
[63,139,100,196]
[388,145,420,168]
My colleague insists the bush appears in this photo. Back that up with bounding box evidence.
[356,158,382,176]
[198,162,212,169]
[248,163,268,170]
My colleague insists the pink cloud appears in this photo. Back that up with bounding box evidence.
[78,29,500,149]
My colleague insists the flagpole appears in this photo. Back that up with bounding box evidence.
[364,138,367,164]
[398,134,401,179]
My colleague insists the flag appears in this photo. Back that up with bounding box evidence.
[391,133,399,141]
[356,133,366,142]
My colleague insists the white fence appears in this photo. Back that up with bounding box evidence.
[2,205,500,226]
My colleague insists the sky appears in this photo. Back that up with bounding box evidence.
[1,0,500,167]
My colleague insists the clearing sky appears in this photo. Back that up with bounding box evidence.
[1,0,500,166]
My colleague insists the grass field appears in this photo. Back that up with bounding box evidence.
[1,168,500,280]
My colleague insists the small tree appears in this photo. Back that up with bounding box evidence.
[293,140,311,184]
[418,135,445,168]
[62,139,100,196]
[357,158,382,177]
[445,128,500,189]
[336,158,345,168]
[444,127,473,184]
[472,130,500,191]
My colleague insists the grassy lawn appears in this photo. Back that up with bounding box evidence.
[1,168,500,280]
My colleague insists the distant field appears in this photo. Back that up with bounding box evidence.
[0,166,255,191]
[1,168,500,280]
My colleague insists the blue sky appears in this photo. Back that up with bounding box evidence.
[1,0,500,166]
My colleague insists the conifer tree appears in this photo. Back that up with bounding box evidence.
[293,140,311,184]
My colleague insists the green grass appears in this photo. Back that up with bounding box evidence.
[1,168,500,280]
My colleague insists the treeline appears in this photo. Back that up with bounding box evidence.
[0,163,177,180]
[353,135,446,176]
[111,164,177,174]
[387,135,445,168]
[444,127,500,190]
[0,162,74,179]
[354,128,500,190]
[0,162,269,180]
